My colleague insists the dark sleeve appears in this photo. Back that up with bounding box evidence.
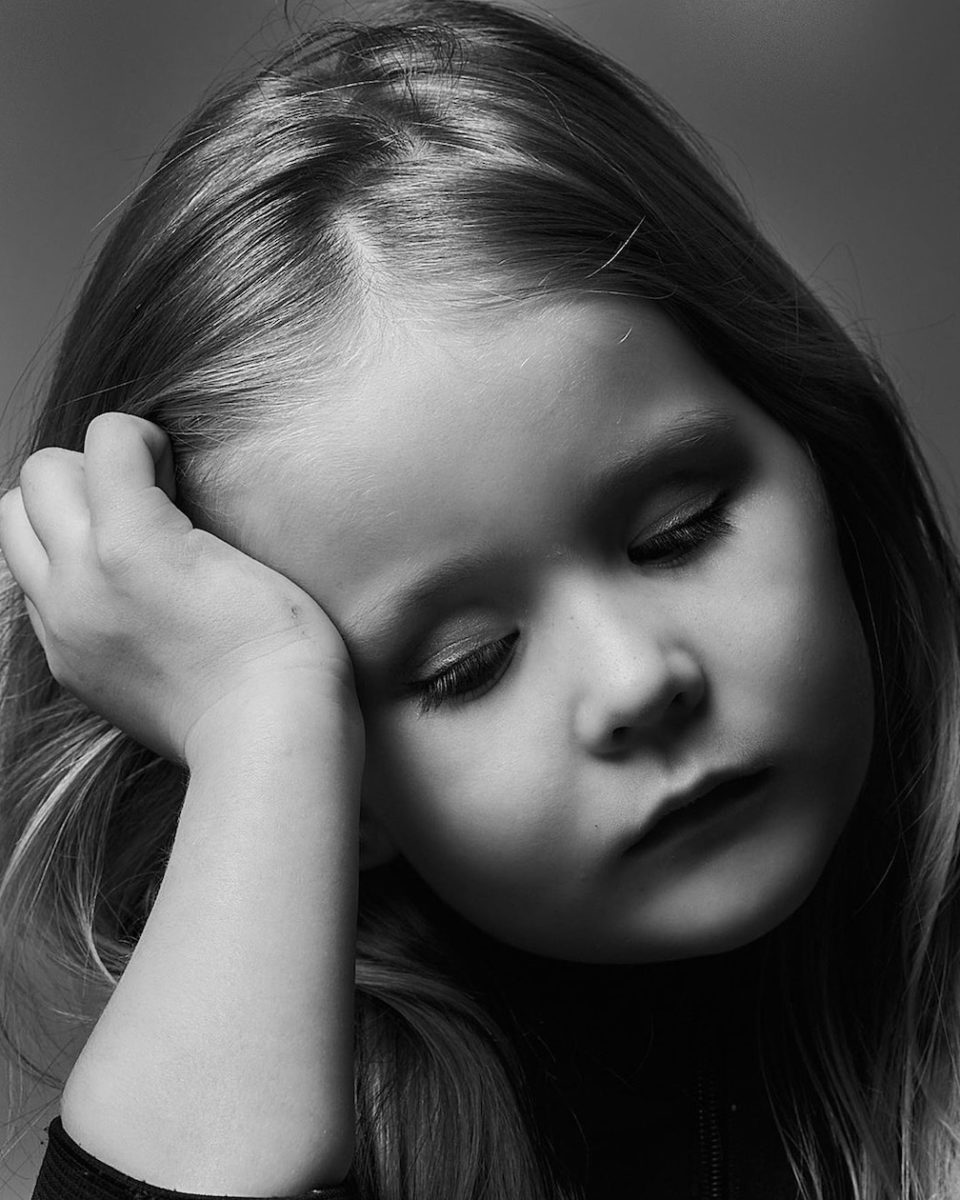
[33,1118,358,1200]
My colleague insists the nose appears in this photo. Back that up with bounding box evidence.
[567,589,706,757]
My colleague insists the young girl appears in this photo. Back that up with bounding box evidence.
[1,2,958,1197]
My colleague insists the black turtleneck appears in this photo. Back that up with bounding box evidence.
[467,928,805,1199]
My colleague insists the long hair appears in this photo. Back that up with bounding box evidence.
[2,3,959,1196]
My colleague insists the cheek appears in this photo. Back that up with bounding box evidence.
[360,718,563,881]
[729,481,874,776]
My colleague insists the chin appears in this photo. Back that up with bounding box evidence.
[632,854,829,963]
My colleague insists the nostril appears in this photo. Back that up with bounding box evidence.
[610,726,631,745]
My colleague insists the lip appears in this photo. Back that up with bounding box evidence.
[628,766,772,855]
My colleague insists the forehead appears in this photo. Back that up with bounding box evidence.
[222,297,752,646]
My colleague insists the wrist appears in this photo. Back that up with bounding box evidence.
[183,669,364,777]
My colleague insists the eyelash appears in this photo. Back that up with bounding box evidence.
[628,490,734,566]
[412,492,733,714]
[414,632,520,715]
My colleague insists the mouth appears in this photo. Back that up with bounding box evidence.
[630,767,772,856]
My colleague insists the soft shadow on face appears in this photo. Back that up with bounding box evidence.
[227,294,875,963]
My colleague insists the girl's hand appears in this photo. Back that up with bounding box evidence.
[0,412,358,764]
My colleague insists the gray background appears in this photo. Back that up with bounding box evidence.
[1,0,958,1193]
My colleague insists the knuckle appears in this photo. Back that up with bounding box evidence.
[0,486,20,522]
[45,578,114,651]
[93,522,141,573]
[84,411,129,453]
[88,409,152,449]
[19,446,64,485]
[87,410,128,434]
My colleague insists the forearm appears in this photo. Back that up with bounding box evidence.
[60,685,361,1195]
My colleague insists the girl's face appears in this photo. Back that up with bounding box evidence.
[228,296,874,963]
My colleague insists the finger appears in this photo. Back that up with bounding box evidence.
[0,486,50,599]
[82,412,178,527]
[17,447,89,559]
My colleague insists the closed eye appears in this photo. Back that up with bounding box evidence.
[628,491,734,566]
[411,631,520,715]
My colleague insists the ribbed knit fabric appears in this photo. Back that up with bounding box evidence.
[32,1118,356,1200]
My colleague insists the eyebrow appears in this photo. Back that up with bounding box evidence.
[585,408,738,505]
[344,408,739,655]
[343,542,513,661]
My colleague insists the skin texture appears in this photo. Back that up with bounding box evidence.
[226,295,875,963]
